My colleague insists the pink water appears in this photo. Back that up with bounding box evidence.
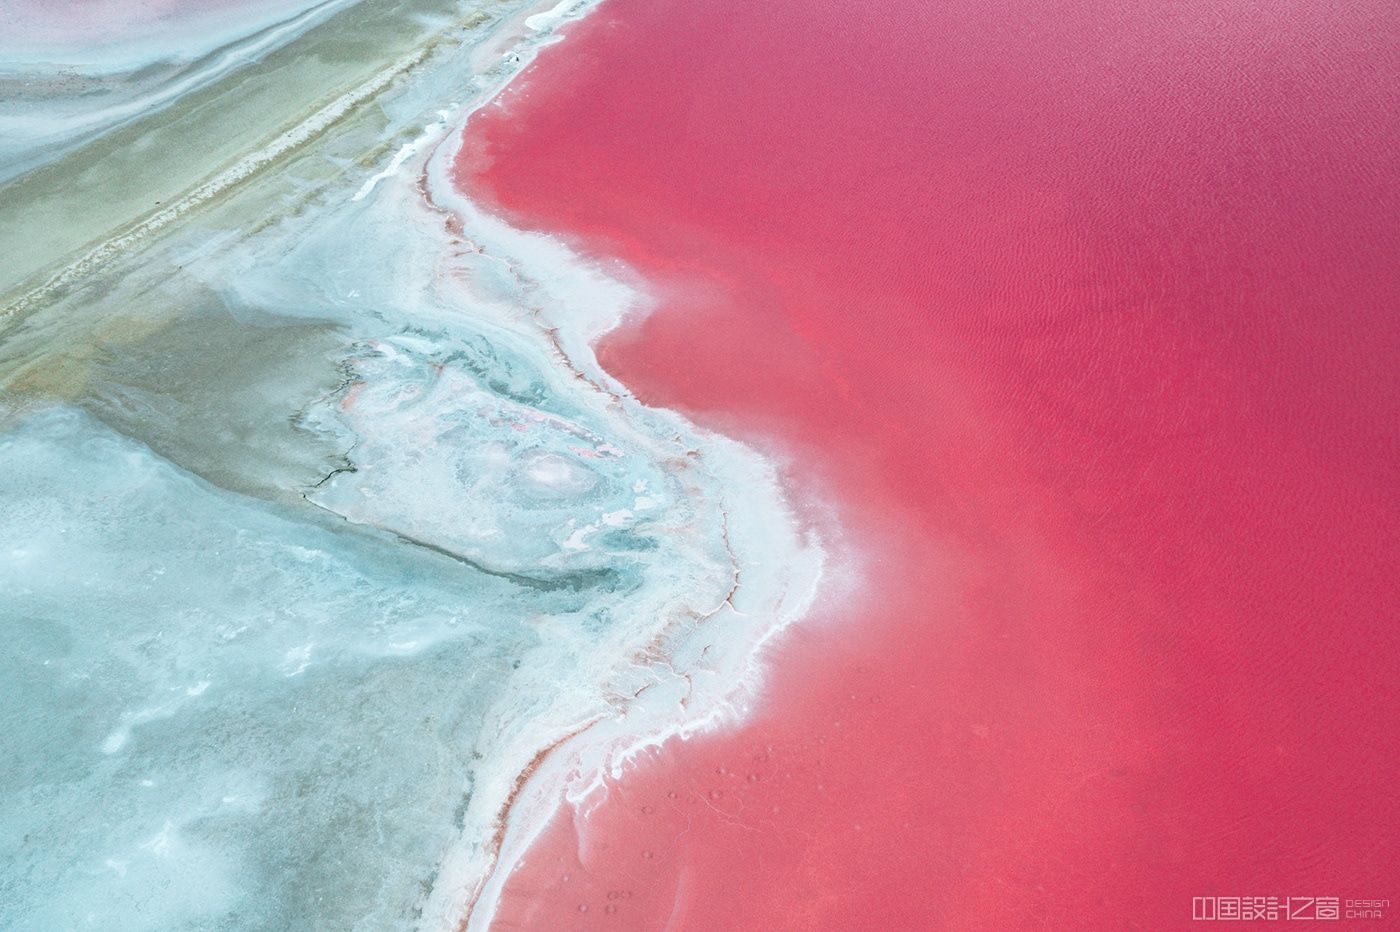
[457,0,1400,926]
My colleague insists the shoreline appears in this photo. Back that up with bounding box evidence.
[410,38,831,922]
[2,1,829,926]
[445,0,1400,925]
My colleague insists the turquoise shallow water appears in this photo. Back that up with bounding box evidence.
[0,406,528,930]
[0,207,736,929]
[0,289,732,930]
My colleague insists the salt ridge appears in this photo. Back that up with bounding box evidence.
[177,0,832,925]
[398,4,831,926]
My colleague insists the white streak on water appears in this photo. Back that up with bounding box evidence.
[0,0,364,181]
[3,25,434,320]
[0,0,346,69]
[353,110,455,202]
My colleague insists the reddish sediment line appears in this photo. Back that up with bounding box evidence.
[454,0,1400,927]
[453,717,604,932]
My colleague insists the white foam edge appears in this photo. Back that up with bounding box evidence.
[394,11,840,930]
